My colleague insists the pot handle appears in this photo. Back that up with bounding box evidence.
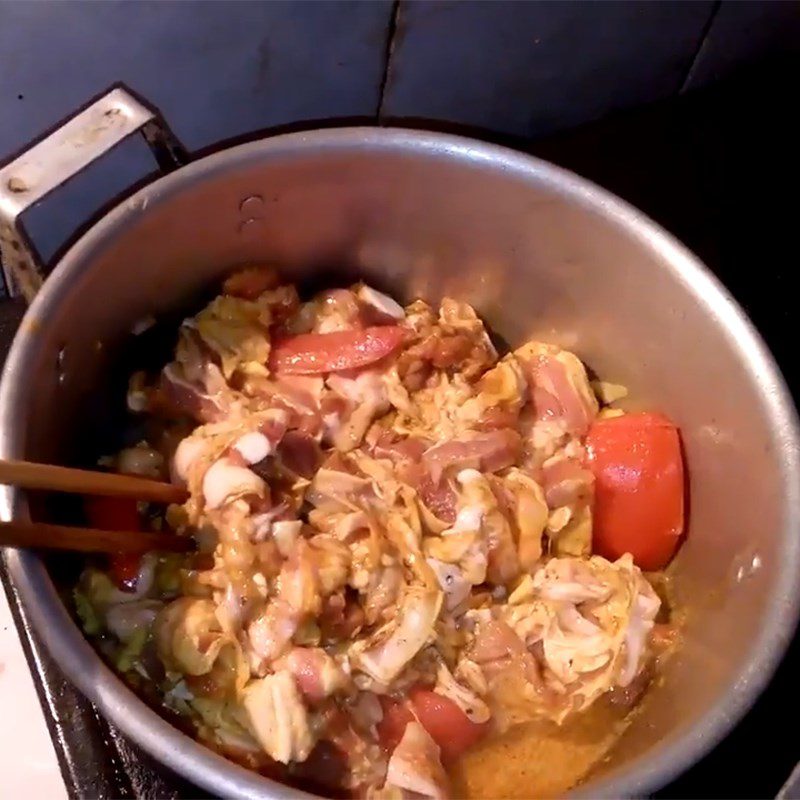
[0,86,186,301]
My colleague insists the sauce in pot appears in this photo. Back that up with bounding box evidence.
[451,698,631,798]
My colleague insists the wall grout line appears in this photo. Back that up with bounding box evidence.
[376,0,402,122]
[679,0,723,94]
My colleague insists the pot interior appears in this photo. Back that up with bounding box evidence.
[5,130,798,796]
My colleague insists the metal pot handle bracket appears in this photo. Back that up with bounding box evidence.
[0,86,186,301]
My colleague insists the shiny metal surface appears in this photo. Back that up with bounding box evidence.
[0,127,798,798]
[0,87,185,299]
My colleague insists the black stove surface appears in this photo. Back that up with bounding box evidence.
[2,59,799,799]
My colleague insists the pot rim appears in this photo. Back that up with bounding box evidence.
[1,126,798,799]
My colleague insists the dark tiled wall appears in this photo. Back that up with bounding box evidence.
[379,0,716,136]
[1,0,798,283]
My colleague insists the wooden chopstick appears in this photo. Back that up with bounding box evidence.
[0,458,188,504]
[0,460,193,555]
[0,520,193,554]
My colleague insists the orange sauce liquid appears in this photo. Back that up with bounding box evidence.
[450,698,632,799]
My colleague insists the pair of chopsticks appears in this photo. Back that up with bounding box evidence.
[0,459,192,555]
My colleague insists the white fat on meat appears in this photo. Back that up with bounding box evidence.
[202,457,266,510]
[241,670,315,764]
[385,721,449,800]
[357,284,406,320]
[449,474,486,533]
[232,431,273,464]
[172,436,208,484]
[272,520,303,557]
[457,468,481,486]
[452,505,484,532]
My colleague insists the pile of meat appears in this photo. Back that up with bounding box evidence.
[75,268,678,799]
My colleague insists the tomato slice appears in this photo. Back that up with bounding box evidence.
[85,495,141,531]
[84,496,143,591]
[376,697,415,753]
[586,412,685,571]
[377,690,488,761]
[410,688,489,761]
[269,326,406,374]
[107,552,144,593]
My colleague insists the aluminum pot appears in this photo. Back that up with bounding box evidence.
[1,88,798,799]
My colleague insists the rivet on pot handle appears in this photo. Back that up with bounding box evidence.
[0,86,186,301]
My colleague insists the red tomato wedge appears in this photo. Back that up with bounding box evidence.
[586,412,685,571]
[269,326,406,374]
[107,553,144,593]
[377,690,489,762]
[376,697,415,753]
[84,495,143,591]
[410,688,489,761]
